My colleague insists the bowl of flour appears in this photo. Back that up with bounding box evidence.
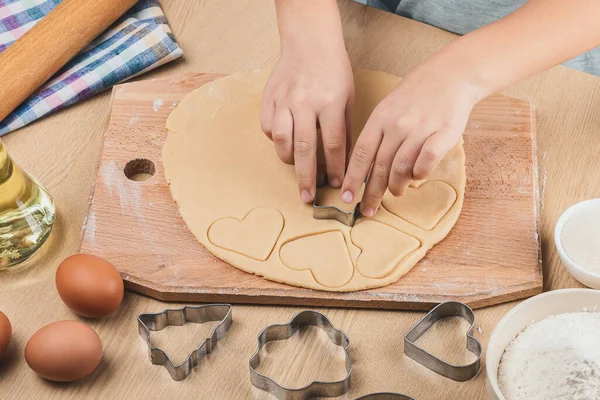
[486,289,600,400]
[555,198,600,288]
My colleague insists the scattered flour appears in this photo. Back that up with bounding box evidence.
[498,312,600,400]
[561,206,600,273]
[152,99,163,112]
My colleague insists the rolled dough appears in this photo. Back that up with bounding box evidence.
[163,70,466,292]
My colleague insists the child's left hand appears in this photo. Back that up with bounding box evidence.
[341,59,482,217]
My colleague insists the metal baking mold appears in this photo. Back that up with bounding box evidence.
[404,301,481,381]
[313,173,361,227]
[355,393,416,400]
[137,304,232,381]
[249,310,352,399]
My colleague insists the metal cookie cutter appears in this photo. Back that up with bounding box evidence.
[249,310,352,400]
[356,393,416,400]
[404,301,482,382]
[137,304,232,381]
[313,173,361,227]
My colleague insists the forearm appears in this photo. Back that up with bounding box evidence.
[429,0,600,100]
[275,0,345,52]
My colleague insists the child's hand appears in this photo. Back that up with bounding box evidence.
[261,44,353,202]
[261,0,353,203]
[341,62,481,217]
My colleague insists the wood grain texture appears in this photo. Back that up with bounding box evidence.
[2,1,600,399]
[79,72,541,310]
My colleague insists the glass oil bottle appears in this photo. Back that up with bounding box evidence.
[0,140,55,269]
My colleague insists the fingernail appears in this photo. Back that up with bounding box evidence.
[301,190,312,202]
[341,191,353,203]
[329,178,341,188]
[362,207,375,217]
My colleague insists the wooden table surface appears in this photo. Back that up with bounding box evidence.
[2,1,600,399]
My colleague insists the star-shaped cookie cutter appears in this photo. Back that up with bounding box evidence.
[249,310,352,400]
[313,174,361,227]
[137,304,232,381]
[404,301,482,381]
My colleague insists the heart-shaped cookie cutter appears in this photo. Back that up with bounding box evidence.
[404,301,482,382]
[313,174,361,227]
[249,310,352,400]
[137,304,232,381]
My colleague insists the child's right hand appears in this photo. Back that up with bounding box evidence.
[261,0,353,203]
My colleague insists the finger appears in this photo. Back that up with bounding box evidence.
[319,108,347,188]
[360,136,402,217]
[341,118,383,204]
[271,106,294,165]
[345,101,353,168]
[260,96,275,140]
[413,128,461,180]
[388,135,429,196]
[292,110,318,202]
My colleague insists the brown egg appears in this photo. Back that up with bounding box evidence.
[56,254,124,318]
[0,311,11,357]
[25,320,102,382]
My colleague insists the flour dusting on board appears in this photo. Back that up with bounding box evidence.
[100,160,142,216]
[498,311,600,400]
[81,211,96,245]
[152,99,163,112]
[99,161,171,268]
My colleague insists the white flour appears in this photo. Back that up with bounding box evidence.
[498,312,600,400]
[152,98,163,112]
[561,206,600,272]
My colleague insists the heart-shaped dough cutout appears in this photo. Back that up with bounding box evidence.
[280,231,353,288]
[208,207,284,261]
[382,181,457,230]
[351,220,420,279]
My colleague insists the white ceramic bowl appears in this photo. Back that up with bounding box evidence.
[486,288,600,399]
[555,198,600,288]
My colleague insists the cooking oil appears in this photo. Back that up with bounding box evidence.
[0,140,55,268]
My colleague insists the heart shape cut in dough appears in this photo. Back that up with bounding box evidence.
[351,220,420,279]
[208,207,284,261]
[382,181,457,231]
[280,231,354,288]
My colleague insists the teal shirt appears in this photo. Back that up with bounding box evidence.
[367,0,600,77]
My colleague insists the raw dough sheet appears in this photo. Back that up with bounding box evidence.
[163,70,465,292]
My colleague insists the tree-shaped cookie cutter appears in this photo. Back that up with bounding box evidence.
[313,174,361,227]
[249,310,352,399]
[404,301,482,381]
[137,304,232,381]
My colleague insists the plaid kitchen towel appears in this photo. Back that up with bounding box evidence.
[0,0,183,135]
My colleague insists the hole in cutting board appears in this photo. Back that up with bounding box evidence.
[124,159,155,181]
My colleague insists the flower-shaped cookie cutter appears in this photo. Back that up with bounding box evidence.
[249,310,352,399]
[137,304,232,381]
[404,301,482,381]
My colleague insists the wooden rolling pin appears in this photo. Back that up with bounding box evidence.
[0,0,138,122]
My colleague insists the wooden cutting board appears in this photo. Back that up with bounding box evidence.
[80,72,541,310]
